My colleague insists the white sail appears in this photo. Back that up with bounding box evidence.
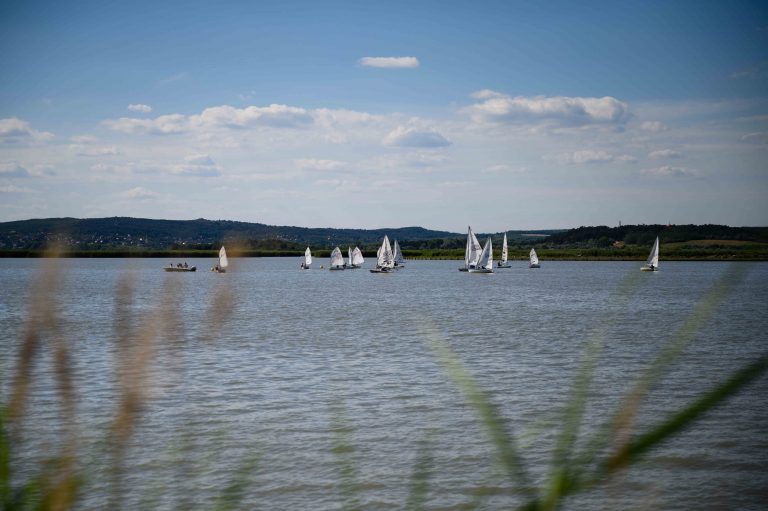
[465,226,482,267]
[304,247,312,266]
[377,235,394,268]
[330,246,344,268]
[219,246,229,269]
[352,247,364,265]
[476,237,493,269]
[646,237,659,268]
[348,246,353,266]
[529,248,539,266]
[393,240,405,265]
[501,233,508,265]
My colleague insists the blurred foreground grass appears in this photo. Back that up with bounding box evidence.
[1,255,766,510]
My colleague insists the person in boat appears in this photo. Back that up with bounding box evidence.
[649,264,655,271]
[177,263,182,268]
[183,262,188,268]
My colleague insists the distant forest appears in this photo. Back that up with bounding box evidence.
[0,217,765,255]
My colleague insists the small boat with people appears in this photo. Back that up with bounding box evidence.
[459,226,482,271]
[468,237,494,273]
[345,246,364,269]
[329,246,345,270]
[497,233,511,268]
[529,248,540,269]
[370,235,395,273]
[393,240,406,269]
[165,262,196,272]
[300,247,312,270]
[211,246,228,273]
[640,236,660,271]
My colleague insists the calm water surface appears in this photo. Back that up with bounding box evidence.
[1,258,767,510]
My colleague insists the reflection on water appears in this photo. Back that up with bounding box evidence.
[1,258,767,510]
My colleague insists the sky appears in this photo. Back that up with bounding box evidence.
[1,0,767,231]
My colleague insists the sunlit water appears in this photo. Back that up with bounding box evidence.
[1,258,766,510]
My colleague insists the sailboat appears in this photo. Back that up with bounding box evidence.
[211,246,228,273]
[345,246,364,269]
[497,233,511,268]
[393,240,406,269]
[329,246,345,270]
[640,236,660,271]
[370,235,395,273]
[468,237,494,273]
[300,247,312,270]
[529,248,540,269]
[459,226,482,271]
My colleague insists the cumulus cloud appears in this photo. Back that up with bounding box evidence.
[464,91,630,127]
[105,104,314,134]
[0,117,54,145]
[170,154,221,176]
[359,56,419,68]
[648,149,682,159]
[730,61,768,79]
[128,104,153,113]
[71,145,121,157]
[0,184,35,193]
[641,166,699,178]
[741,132,768,145]
[383,125,451,148]
[482,164,529,174]
[545,150,627,165]
[295,159,348,171]
[640,121,668,132]
[120,187,159,200]
[0,162,30,178]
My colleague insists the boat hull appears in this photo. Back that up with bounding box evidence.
[344,264,361,269]
[468,268,494,274]
[496,263,511,268]
[329,266,345,271]
[164,267,196,272]
[211,268,227,273]
[458,267,469,272]
[640,266,658,271]
[370,267,393,273]
[529,264,540,269]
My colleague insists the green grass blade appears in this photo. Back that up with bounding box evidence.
[330,400,362,511]
[603,354,767,473]
[404,433,434,511]
[423,326,535,500]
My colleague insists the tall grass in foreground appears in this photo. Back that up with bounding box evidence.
[0,255,766,510]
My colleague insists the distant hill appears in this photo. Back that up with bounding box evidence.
[0,217,464,251]
[546,224,768,247]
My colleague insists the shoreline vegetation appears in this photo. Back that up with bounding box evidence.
[1,246,767,260]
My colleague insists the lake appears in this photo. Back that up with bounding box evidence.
[1,258,766,510]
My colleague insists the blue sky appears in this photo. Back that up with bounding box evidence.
[1,0,767,230]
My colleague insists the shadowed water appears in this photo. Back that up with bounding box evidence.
[1,258,766,510]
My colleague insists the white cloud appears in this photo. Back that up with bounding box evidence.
[545,150,618,165]
[640,121,668,132]
[641,166,699,178]
[383,125,451,148]
[482,164,529,174]
[71,135,98,144]
[105,104,314,134]
[464,91,630,127]
[0,184,35,193]
[120,187,159,200]
[71,145,121,157]
[295,159,348,171]
[741,132,768,145]
[648,149,682,159]
[170,154,221,177]
[0,162,30,178]
[730,61,768,79]
[128,104,153,113]
[359,56,419,68]
[616,154,638,163]
[0,117,54,145]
